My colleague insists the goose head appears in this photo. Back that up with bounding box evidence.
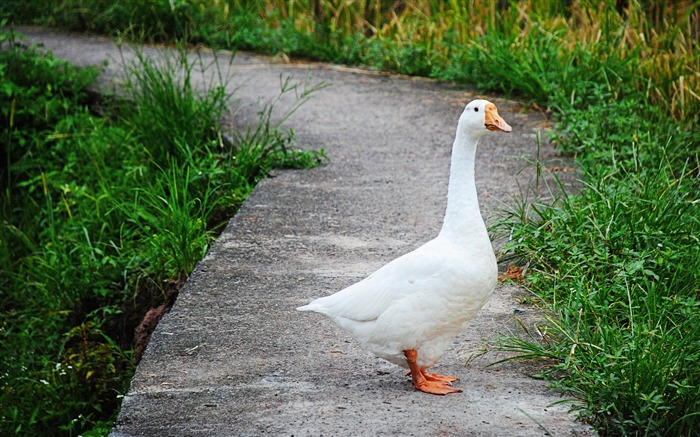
[458,99,512,139]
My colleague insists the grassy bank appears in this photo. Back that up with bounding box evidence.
[5,1,697,122]
[4,0,699,435]
[0,26,324,434]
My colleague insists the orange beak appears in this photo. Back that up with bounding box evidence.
[484,103,512,132]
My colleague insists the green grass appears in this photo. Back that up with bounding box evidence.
[7,1,696,122]
[498,129,699,434]
[4,1,700,435]
[475,10,699,433]
[0,26,325,435]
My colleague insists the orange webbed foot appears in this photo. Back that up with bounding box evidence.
[422,370,459,383]
[403,349,462,396]
[414,379,463,395]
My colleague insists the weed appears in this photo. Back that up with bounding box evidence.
[230,75,328,183]
[119,45,232,167]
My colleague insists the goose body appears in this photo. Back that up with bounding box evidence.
[298,99,511,394]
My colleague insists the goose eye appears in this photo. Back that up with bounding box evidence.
[474,108,479,112]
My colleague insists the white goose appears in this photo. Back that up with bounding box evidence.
[298,99,512,395]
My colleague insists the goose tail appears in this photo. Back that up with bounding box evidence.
[296,302,320,312]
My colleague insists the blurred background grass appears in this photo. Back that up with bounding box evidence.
[5,0,697,121]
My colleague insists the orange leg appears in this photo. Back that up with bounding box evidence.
[403,349,462,395]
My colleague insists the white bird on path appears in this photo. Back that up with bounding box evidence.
[298,99,512,395]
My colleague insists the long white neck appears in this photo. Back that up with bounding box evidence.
[438,127,489,246]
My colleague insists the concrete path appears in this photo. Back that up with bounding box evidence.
[18,27,593,436]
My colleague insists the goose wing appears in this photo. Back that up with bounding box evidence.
[298,239,470,322]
